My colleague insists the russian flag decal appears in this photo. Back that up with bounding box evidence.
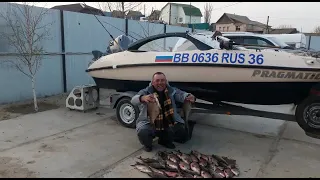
[155,55,173,62]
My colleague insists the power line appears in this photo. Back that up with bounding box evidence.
[212,2,243,11]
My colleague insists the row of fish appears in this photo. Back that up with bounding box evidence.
[131,150,240,178]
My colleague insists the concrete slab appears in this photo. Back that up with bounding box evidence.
[0,107,114,151]
[282,121,320,145]
[190,113,285,137]
[101,124,274,178]
[0,115,142,178]
[260,139,320,178]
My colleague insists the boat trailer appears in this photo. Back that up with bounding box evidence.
[65,85,320,140]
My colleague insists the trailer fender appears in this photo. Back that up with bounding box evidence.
[310,83,320,97]
[110,91,138,109]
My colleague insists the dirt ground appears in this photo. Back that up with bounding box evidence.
[0,93,68,121]
[0,88,115,121]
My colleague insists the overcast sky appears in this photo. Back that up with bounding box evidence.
[13,2,320,33]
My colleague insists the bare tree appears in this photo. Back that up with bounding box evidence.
[203,3,213,24]
[277,24,293,29]
[96,2,143,18]
[0,2,53,112]
[313,26,320,33]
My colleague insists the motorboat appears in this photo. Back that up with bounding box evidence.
[86,31,320,105]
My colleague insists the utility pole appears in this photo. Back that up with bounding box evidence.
[169,3,171,25]
[266,16,269,34]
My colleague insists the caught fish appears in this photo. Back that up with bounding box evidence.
[230,167,240,176]
[182,101,192,137]
[149,166,166,176]
[193,175,203,178]
[175,150,192,164]
[180,172,194,178]
[158,158,167,169]
[189,154,199,163]
[166,160,179,171]
[200,170,212,178]
[147,99,161,125]
[210,165,226,178]
[158,151,169,160]
[222,156,237,166]
[146,172,168,178]
[179,161,191,171]
[137,156,158,164]
[199,158,208,168]
[191,150,202,160]
[168,154,180,163]
[208,155,219,166]
[200,154,209,162]
[190,162,201,175]
[212,154,228,167]
[136,161,165,169]
[164,171,179,178]
[224,168,234,178]
[131,164,152,173]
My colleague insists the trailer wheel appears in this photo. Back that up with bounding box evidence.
[116,97,139,129]
[295,95,320,136]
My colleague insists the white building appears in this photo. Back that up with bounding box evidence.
[159,3,202,25]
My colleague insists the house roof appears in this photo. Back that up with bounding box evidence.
[224,13,251,24]
[217,13,271,28]
[161,3,202,17]
[269,28,299,34]
[126,10,143,18]
[150,10,161,17]
[51,3,104,15]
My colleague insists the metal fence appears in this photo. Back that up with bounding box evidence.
[0,3,192,104]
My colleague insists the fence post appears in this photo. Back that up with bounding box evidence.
[59,10,67,93]
[307,35,312,50]
[125,18,128,36]
[164,24,167,51]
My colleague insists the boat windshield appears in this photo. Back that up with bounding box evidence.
[267,37,293,49]
[172,37,248,52]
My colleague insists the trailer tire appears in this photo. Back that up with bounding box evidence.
[115,97,139,129]
[295,95,320,136]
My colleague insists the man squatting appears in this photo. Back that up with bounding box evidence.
[131,72,196,152]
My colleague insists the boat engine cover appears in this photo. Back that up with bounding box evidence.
[108,34,133,54]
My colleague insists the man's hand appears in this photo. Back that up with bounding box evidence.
[185,94,196,103]
[140,94,156,103]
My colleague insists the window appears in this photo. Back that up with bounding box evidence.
[227,26,229,32]
[225,36,244,44]
[236,26,240,31]
[243,38,258,45]
[243,37,274,46]
[257,39,269,46]
[179,17,183,22]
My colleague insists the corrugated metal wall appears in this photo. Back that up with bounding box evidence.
[0,4,64,104]
[306,35,320,51]
[0,3,193,104]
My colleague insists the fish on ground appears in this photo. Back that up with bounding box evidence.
[133,150,240,178]
[190,162,201,175]
[201,170,213,178]
[131,164,152,173]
